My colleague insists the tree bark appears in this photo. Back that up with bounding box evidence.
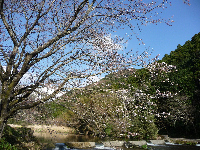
[0,117,7,139]
[0,83,9,139]
[0,0,4,13]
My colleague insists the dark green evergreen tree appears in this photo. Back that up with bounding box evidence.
[159,32,200,137]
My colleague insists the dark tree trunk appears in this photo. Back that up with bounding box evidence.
[0,86,9,139]
[0,118,7,139]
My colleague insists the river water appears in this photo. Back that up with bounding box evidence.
[36,133,200,150]
[46,140,200,150]
[49,143,200,150]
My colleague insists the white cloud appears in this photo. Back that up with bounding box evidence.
[36,85,64,99]
[77,75,102,88]
[90,34,124,54]
[88,76,101,83]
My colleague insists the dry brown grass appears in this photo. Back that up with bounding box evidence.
[8,124,75,133]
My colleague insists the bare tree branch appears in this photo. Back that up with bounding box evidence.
[0,0,4,13]
[18,0,54,46]
[0,11,18,47]
[0,0,190,138]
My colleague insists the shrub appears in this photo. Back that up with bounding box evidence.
[0,138,18,150]
[1,125,41,150]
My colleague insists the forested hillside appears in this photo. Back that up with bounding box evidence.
[100,32,200,138]
[76,32,200,138]
[158,32,200,137]
[161,32,200,104]
[9,33,200,139]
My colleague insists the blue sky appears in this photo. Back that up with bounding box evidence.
[1,0,199,85]
[88,0,200,81]
[122,0,200,64]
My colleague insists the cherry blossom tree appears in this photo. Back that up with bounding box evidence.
[0,0,190,138]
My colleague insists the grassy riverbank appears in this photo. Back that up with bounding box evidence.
[0,125,41,150]
[0,124,75,150]
[8,124,75,134]
[1,124,200,149]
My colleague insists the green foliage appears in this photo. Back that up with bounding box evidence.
[70,90,125,137]
[161,32,200,99]
[7,119,29,127]
[157,32,200,137]
[45,102,69,118]
[0,138,18,150]
[66,79,159,139]
[127,95,158,140]
[0,125,41,150]
[73,33,200,139]
[141,144,148,149]
[103,68,137,90]
[173,140,197,145]
[12,33,197,140]
[103,68,156,96]
[39,32,200,139]
[105,124,113,137]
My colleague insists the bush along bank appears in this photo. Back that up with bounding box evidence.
[0,125,45,150]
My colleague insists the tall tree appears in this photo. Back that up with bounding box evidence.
[161,33,200,100]
[0,0,189,138]
[159,32,200,137]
